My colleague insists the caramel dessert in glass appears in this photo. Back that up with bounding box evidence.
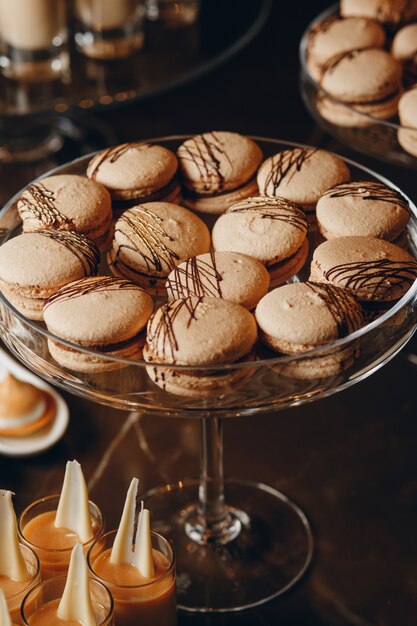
[21,544,114,625]
[88,478,176,626]
[18,461,103,580]
[0,492,40,623]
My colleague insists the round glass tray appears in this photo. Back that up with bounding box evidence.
[1,135,417,417]
[0,0,272,118]
[1,135,417,613]
[299,4,417,170]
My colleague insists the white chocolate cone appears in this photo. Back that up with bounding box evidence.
[0,589,12,626]
[57,544,96,626]
[133,507,155,578]
[110,477,138,565]
[55,460,93,543]
[0,490,28,581]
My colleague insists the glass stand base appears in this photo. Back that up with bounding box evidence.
[143,478,313,613]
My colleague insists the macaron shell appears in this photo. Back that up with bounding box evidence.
[308,16,385,75]
[18,175,112,234]
[87,143,179,200]
[392,23,417,59]
[320,49,402,103]
[146,355,254,397]
[166,251,270,310]
[267,238,309,287]
[257,149,351,209]
[145,297,257,366]
[341,0,417,23]
[177,132,263,195]
[317,90,402,127]
[398,86,417,126]
[182,177,259,215]
[271,341,359,380]
[255,281,363,352]
[310,236,417,301]
[109,202,211,282]
[44,277,153,345]
[0,231,99,292]
[316,181,410,241]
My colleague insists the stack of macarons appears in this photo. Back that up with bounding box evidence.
[1,133,416,391]
[305,0,417,148]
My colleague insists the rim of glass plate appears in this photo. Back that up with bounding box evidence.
[1,134,417,371]
[299,3,417,134]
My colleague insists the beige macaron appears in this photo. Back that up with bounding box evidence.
[166,250,270,310]
[256,281,364,379]
[211,196,309,287]
[341,0,417,25]
[0,230,100,321]
[144,297,257,397]
[177,131,263,214]
[317,48,403,128]
[87,142,181,211]
[17,175,112,251]
[392,23,417,83]
[398,87,417,157]
[257,148,350,218]
[108,202,211,295]
[310,236,417,308]
[316,181,410,244]
[43,276,153,372]
[307,16,385,81]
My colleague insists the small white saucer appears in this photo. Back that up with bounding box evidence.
[0,347,69,457]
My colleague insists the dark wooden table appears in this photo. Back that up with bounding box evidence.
[1,1,417,624]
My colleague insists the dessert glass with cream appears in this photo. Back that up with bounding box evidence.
[18,461,104,580]
[21,545,114,626]
[74,0,145,60]
[0,491,40,623]
[88,479,176,626]
[0,0,68,81]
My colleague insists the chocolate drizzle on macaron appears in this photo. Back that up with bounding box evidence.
[178,132,232,193]
[322,181,409,211]
[306,281,364,336]
[19,183,73,229]
[167,250,223,300]
[45,276,141,308]
[87,141,149,179]
[37,231,100,277]
[228,196,308,233]
[259,148,318,195]
[112,206,180,274]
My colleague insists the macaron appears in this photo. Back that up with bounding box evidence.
[108,202,211,295]
[43,276,153,372]
[257,148,350,219]
[392,23,417,83]
[316,181,410,245]
[0,230,100,321]
[17,175,112,251]
[177,131,263,214]
[211,196,309,287]
[310,236,417,311]
[317,48,403,128]
[255,281,364,379]
[398,87,417,157]
[144,297,257,397]
[341,0,417,25]
[166,250,270,310]
[307,16,385,81]
[86,142,181,212]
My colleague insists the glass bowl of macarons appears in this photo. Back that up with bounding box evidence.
[300,1,417,168]
[0,133,417,418]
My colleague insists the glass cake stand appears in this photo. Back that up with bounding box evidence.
[1,137,417,613]
[299,4,417,170]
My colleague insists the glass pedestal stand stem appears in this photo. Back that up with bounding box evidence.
[185,416,242,546]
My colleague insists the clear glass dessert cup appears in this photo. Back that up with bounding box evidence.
[299,3,417,169]
[21,575,114,625]
[1,136,417,612]
[2,544,40,623]
[88,530,176,626]
[18,495,104,580]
